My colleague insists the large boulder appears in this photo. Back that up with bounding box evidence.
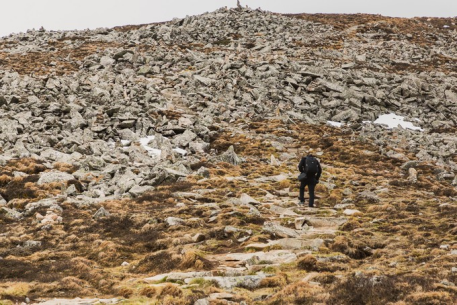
[37,171,76,185]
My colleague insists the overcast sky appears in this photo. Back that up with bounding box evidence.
[1,0,456,37]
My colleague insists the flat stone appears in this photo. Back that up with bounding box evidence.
[209,293,235,300]
[188,275,266,289]
[128,185,153,197]
[240,193,260,205]
[93,207,111,219]
[263,221,300,238]
[269,205,299,216]
[1,207,23,220]
[166,217,185,226]
[343,209,362,216]
[210,250,298,265]
[334,203,356,210]
[145,271,212,282]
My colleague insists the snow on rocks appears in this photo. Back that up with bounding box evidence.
[373,113,423,131]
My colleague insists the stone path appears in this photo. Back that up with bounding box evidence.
[139,182,348,302]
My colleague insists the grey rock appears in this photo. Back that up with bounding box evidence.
[407,167,418,183]
[192,233,206,242]
[192,275,266,289]
[37,171,75,185]
[240,193,260,205]
[0,195,7,206]
[189,141,210,153]
[172,129,197,147]
[100,56,115,67]
[1,207,23,220]
[129,185,154,197]
[263,221,300,238]
[343,209,362,216]
[23,240,42,248]
[24,198,63,216]
[194,75,215,86]
[357,191,380,203]
[166,217,185,226]
[401,161,418,171]
[218,145,242,165]
[93,207,111,219]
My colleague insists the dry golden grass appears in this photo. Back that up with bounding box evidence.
[0,282,30,298]
[117,287,134,298]
[158,284,183,298]
[265,281,325,305]
[0,174,12,186]
[53,162,78,173]
[1,121,456,303]
[297,255,318,272]
[259,273,288,288]
[139,286,157,298]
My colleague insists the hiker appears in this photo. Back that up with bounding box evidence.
[298,150,322,207]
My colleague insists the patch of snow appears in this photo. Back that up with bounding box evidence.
[327,121,343,127]
[139,136,161,158]
[443,25,450,28]
[121,140,130,146]
[373,113,423,131]
[139,136,155,147]
[173,148,187,155]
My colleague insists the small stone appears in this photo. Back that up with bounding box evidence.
[219,145,242,165]
[240,193,260,205]
[194,299,210,305]
[440,244,450,250]
[121,261,130,267]
[452,267,457,273]
[407,168,417,183]
[209,293,234,300]
[270,155,280,166]
[343,209,362,216]
[192,233,206,242]
[166,217,185,226]
[0,195,7,206]
[93,207,111,219]
[334,203,355,210]
[357,191,380,203]
[24,240,42,248]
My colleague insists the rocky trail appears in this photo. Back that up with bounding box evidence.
[0,5,456,305]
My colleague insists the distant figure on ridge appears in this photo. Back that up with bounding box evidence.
[237,0,242,9]
[297,150,322,207]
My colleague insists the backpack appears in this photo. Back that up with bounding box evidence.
[305,156,318,176]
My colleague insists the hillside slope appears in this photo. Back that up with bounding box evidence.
[0,6,456,305]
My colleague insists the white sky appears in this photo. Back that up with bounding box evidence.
[1,0,456,37]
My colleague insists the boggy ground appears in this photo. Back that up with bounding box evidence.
[0,119,456,304]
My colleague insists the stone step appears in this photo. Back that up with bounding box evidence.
[295,216,348,229]
[207,250,300,266]
[246,238,323,251]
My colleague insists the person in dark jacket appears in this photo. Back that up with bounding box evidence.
[298,151,322,207]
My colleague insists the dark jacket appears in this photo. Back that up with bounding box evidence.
[298,155,322,182]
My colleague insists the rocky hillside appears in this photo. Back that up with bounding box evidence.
[0,6,456,305]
